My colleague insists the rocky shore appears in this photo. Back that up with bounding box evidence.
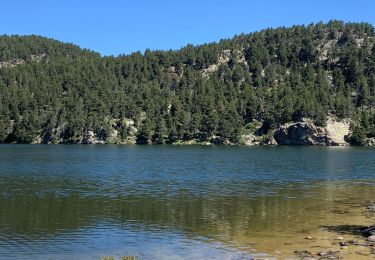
[292,230,375,260]
[4,116,375,146]
[291,205,375,260]
[241,117,363,147]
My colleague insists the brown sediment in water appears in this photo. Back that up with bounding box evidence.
[199,184,375,259]
[232,209,374,259]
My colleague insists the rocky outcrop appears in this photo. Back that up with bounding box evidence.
[202,49,248,78]
[274,118,350,146]
[0,59,25,68]
[241,133,277,145]
[274,121,322,145]
[1,114,354,146]
[0,54,47,69]
[82,130,105,144]
[325,117,351,145]
[364,138,375,146]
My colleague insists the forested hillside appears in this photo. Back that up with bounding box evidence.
[1,21,375,145]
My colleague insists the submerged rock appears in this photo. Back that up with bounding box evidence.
[361,225,375,237]
[294,250,315,258]
[367,235,375,242]
[316,250,340,258]
[355,251,370,256]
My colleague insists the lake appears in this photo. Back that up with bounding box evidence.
[0,145,374,259]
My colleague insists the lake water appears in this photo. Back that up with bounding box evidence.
[0,145,374,259]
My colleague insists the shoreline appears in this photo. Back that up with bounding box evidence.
[0,142,371,146]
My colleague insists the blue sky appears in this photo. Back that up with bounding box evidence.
[1,0,374,56]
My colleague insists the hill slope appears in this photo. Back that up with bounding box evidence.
[1,21,375,145]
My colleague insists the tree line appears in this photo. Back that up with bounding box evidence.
[0,21,375,144]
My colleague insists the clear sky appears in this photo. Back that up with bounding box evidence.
[1,0,374,56]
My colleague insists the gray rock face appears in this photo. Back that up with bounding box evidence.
[82,130,104,144]
[241,133,262,145]
[274,118,350,146]
[274,122,321,145]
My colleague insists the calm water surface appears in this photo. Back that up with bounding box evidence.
[0,145,374,259]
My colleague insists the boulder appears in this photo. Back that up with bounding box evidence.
[274,121,320,145]
[241,133,261,145]
[274,118,350,146]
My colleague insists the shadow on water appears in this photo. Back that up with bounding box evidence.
[321,224,367,235]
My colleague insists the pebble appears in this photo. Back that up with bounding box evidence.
[356,251,369,256]
[294,250,313,256]
[317,251,328,256]
[336,236,344,240]
[305,236,313,240]
[294,250,316,259]
[317,250,339,257]
[367,235,375,242]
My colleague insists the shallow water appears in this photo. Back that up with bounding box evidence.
[0,145,374,259]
